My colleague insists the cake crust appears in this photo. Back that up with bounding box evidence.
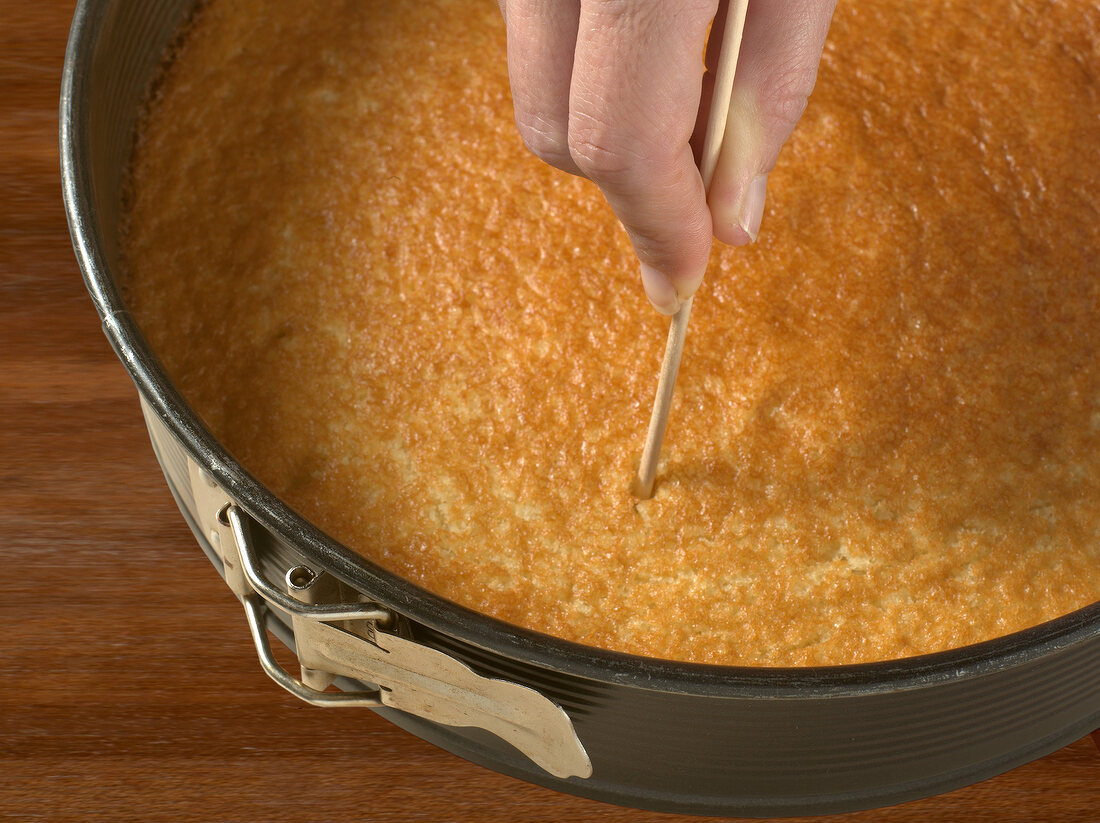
[123,0,1100,666]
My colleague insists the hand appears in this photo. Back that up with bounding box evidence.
[499,0,836,314]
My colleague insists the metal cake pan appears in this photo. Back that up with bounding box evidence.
[61,0,1100,816]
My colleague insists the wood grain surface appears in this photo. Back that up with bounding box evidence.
[1,2,1096,820]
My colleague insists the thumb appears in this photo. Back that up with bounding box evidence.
[707,0,836,246]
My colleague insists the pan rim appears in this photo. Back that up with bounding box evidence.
[60,0,1100,702]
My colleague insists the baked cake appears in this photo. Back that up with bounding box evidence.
[122,0,1100,665]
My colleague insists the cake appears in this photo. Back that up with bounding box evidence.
[121,0,1100,666]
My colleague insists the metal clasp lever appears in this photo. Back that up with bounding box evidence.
[227,506,592,779]
[188,452,591,779]
[226,503,389,707]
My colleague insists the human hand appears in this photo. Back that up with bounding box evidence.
[499,0,836,314]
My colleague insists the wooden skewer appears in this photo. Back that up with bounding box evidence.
[633,0,750,500]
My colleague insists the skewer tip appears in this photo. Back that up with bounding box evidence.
[631,472,655,500]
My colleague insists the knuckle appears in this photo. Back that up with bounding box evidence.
[569,140,631,182]
[753,35,824,131]
[567,118,655,186]
[515,117,572,170]
[568,128,631,181]
[760,69,814,129]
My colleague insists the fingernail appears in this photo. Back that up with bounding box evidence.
[737,173,768,242]
[640,263,680,316]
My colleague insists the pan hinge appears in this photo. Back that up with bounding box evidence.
[187,457,592,780]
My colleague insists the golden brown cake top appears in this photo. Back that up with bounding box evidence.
[123,0,1100,666]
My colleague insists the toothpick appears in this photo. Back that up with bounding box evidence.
[633,0,750,500]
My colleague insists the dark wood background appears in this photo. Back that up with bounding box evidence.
[1,2,1096,820]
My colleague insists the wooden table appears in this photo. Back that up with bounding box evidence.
[2,2,1096,820]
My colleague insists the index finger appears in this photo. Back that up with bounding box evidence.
[567,0,719,314]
